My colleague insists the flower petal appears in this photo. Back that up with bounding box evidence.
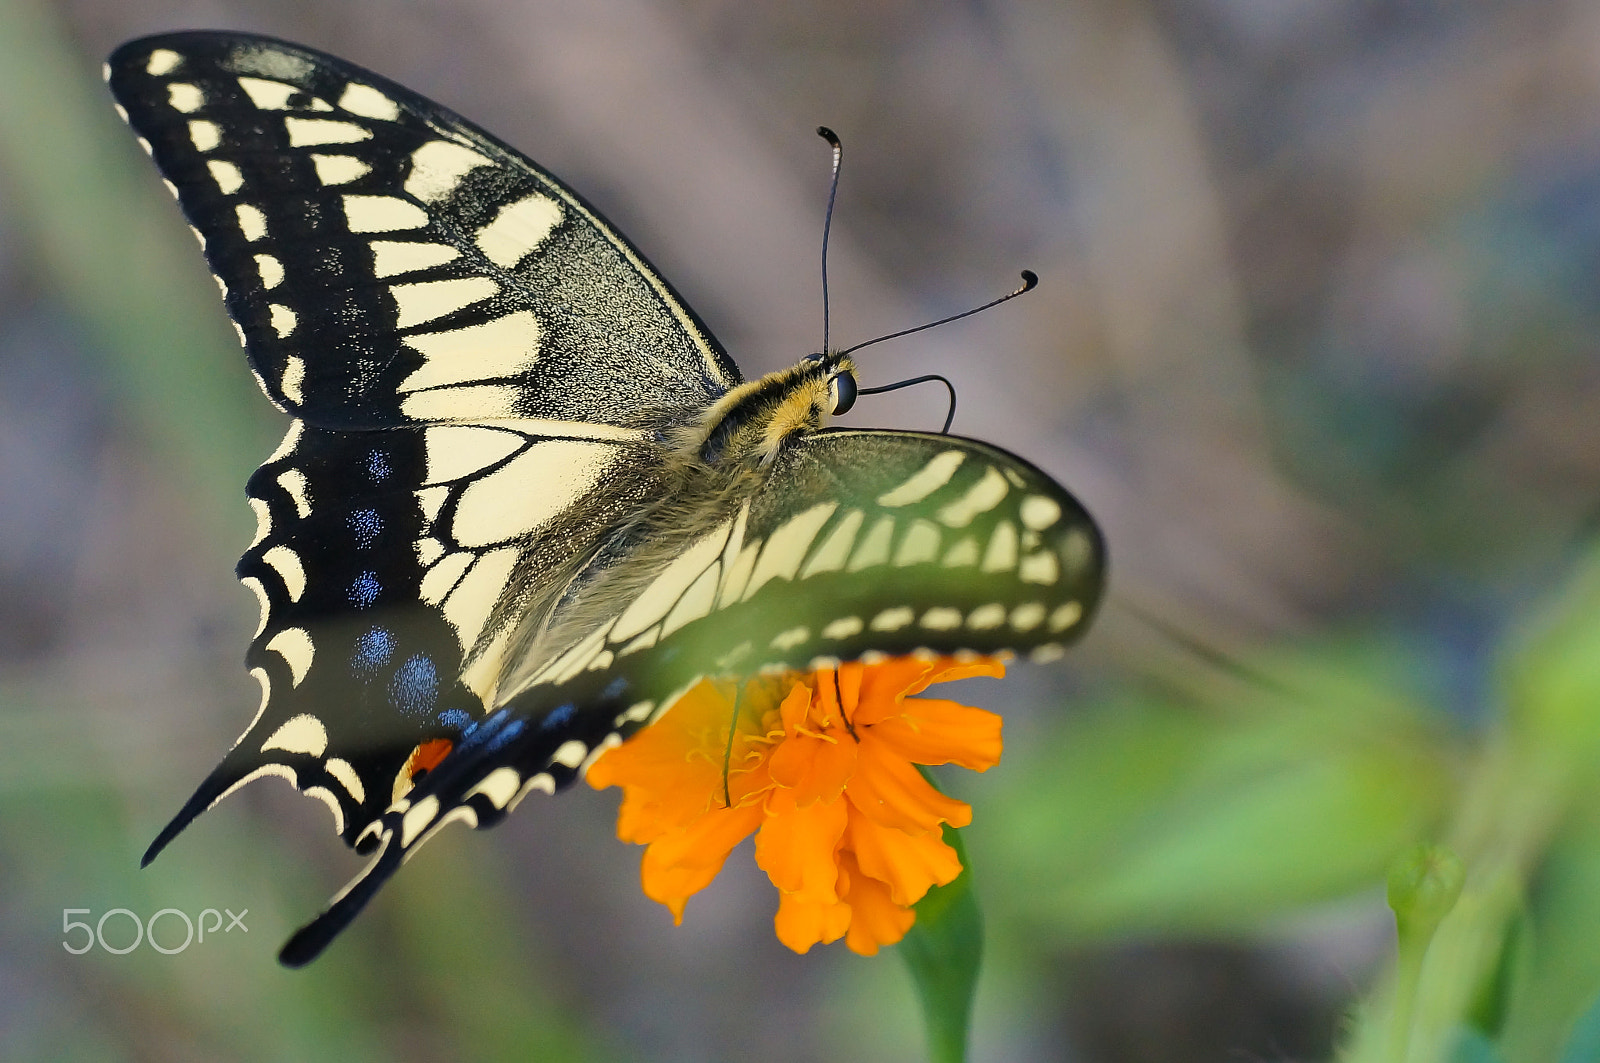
[848,813,963,907]
[639,801,764,922]
[754,789,849,901]
[847,737,972,832]
[838,851,916,955]
[867,698,1002,771]
[767,729,856,804]
[774,888,852,954]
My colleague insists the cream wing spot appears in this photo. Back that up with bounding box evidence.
[422,425,522,484]
[343,194,428,232]
[1010,603,1046,631]
[416,486,448,523]
[233,667,271,748]
[338,82,400,121]
[324,758,365,804]
[981,521,1018,572]
[770,626,810,651]
[237,76,331,111]
[254,254,284,288]
[167,82,203,112]
[280,356,305,405]
[235,203,267,241]
[270,304,297,338]
[248,497,271,548]
[1019,551,1059,585]
[276,468,311,517]
[415,537,445,567]
[390,277,499,329]
[475,193,563,268]
[822,616,863,640]
[1020,495,1062,530]
[146,48,181,75]
[311,153,372,186]
[846,517,894,572]
[405,140,493,202]
[938,466,1009,527]
[920,607,964,631]
[967,603,1006,630]
[266,627,316,685]
[451,440,616,549]
[742,503,838,601]
[207,160,244,194]
[441,547,519,648]
[400,386,519,421]
[371,240,460,279]
[878,451,965,506]
[661,563,722,637]
[1031,643,1066,663]
[419,551,473,606]
[870,606,916,632]
[284,117,370,146]
[893,519,941,567]
[551,741,588,769]
[400,795,440,846]
[1049,601,1084,632]
[941,537,979,567]
[241,576,270,639]
[617,626,659,657]
[261,713,328,756]
[262,545,306,601]
[187,120,221,151]
[799,509,863,579]
[615,701,657,726]
[508,773,556,811]
[467,767,523,810]
[398,311,540,390]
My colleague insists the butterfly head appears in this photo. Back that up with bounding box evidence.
[689,352,858,467]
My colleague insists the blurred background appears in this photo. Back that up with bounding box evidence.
[3,0,1600,1060]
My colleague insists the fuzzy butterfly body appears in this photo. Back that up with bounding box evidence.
[107,31,1105,966]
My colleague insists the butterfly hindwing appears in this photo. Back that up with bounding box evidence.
[106,32,739,431]
[276,430,1103,964]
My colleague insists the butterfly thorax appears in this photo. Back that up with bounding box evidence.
[686,353,857,468]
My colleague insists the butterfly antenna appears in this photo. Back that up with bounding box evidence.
[858,374,958,434]
[818,126,843,355]
[840,270,1038,358]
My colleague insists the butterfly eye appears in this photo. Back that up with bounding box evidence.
[828,372,858,415]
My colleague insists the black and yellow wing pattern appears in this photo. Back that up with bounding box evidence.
[106,31,1105,966]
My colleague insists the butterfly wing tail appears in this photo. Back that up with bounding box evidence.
[278,822,406,967]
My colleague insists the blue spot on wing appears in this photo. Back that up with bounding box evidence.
[352,627,395,672]
[541,703,576,731]
[437,708,473,731]
[389,654,438,716]
[349,571,380,608]
[349,508,382,548]
[366,450,391,482]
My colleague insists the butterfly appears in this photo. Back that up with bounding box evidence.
[106,31,1105,966]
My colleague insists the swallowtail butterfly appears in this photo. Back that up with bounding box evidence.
[107,31,1105,966]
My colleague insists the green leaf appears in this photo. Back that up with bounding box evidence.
[899,823,982,1063]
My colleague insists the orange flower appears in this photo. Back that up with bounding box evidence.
[586,656,1004,955]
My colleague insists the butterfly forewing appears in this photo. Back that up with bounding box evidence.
[106,32,739,430]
